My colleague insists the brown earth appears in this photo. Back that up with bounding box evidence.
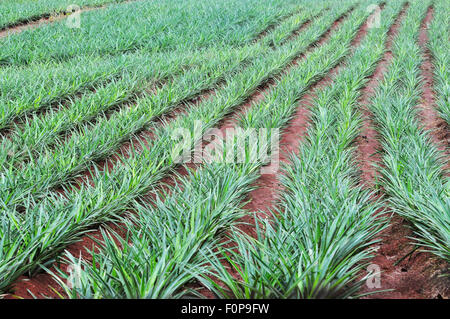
[416,6,450,167]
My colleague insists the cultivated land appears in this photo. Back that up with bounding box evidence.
[0,0,448,299]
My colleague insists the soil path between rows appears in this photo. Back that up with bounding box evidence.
[416,6,449,168]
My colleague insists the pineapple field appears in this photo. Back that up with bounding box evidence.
[0,0,448,300]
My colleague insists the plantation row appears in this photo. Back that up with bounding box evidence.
[0,0,312,131]
[0,0,448,298]
[369,1,449,262]
[0,0,129,30]
[428,0,450,126]
[0,0,305,66]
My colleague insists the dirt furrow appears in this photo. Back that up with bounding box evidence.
[416,6,449,164]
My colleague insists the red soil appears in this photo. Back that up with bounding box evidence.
[354,2,397,188]
[358,4,450,299]
[416,6,449,167]
[362,215,450,299]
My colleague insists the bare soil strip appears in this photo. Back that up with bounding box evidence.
[4,8,355,299]
[354,1,400,188]
[416,6,449,164]
[359,4,450,299]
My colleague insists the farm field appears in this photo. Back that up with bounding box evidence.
[0,0,448,300]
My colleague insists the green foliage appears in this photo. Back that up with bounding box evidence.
[0,0,448,300]
[428,0,450,126]
[0,0,306,66]
[369,0,450,261]
[202,0,403,299]
[0,0,128,30]
[0,1,348,293]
